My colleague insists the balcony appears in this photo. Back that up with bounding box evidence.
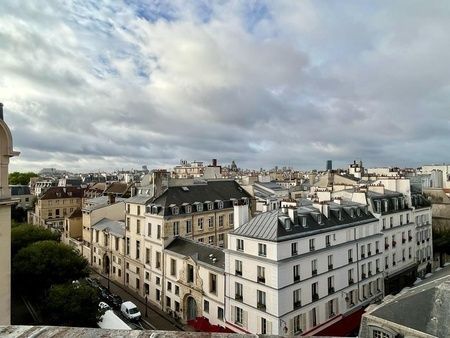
[361,273,366,280]
[361,253,365,259]
[235,294,243,302]
[328,287,335,294]
[376,268,380,273]
[310,246,315,252]
[402,257,406,261]
[348,257,353,263]
[409,255,412,259]
[312,293,319,301]
[385,244,389,250]
[328,264,333,271]
[402,238,406,244]
[393,261,396,266]
[409,236,413,242]
[235,270,242,276]
[376,249,380,254]
[294,301,302,309]
[422,240,425,244]
[368,251,372,257]
[312,269,317,276]
[427,238,430,242]
[294,275,301,283]
[348,278,354,285]
[292,251,298,256]
[257,276,266,284]
[392,241,397,248]
[417,241,420,246]
[257,303,266,311]
[326,242,331,248]
[385,265,389,269]
[368,271,372,277]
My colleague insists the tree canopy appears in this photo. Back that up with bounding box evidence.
[45,282,103,328]
[13,240,89,293]
[8,171,38,185]
[11,224,60,257]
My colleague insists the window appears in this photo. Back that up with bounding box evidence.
[170,259,176,276]
[209,273,217,294]
[173,221,179,236]
[348,249,353,263]
[157,224,161,239]
[147,223,151,236]
[311,282,319,301]
[127,204,130,213]
[237,239,244,251]
[327,276,334,293]
[261,317,267,335]
[257,266,265,283]
[218,307,224,321]
[198,218,204,230]
[136,278,140,290]
[291,242,298,256]
[187,264,194,283]
[208,235,214,244]
[235,282,243,300]
[235,260,243,276]
[348,269,354,284]
[156,289,161,301]
[229,213,234,226]
[175,301,180,312]
[137,219,141,234]
[257,290,266,310]
[126,217,130,231]
[400,214,403,225]
[372,328,392,338]
[258,243,267,257]
[328,255,333,270]
[208,202,214,211]
[235,307,243,325]
[218,215,224,227]
[186,220,192,233]
[185,205,191,214]
[208,217,214,228]
[175,285,179,295]
[309,238,315,251]
[136,240,140,259]
[156,252,161,269]
[145,271,149,280]
[311,259,317,275]
[172,206,179,215]
[126,237,130,255]
[293,314,305,334]
[293,264,300,282]
[326,235,331,247]
[145,248,150,264]
[204,300,209,313]
[293,289,301,308]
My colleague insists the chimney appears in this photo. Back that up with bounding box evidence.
[108,194,115,205]
[233,199,250,229]
[212,159,217,166]
[0,102,3,120]
[288,207,297,223]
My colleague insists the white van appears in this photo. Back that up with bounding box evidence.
[120,301,141,321]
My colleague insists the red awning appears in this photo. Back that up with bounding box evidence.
[313,308,365,337]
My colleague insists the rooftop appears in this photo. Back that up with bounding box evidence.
[40,187,84,200]
[92,218,126,238]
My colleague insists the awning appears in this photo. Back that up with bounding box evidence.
[307,308,365,337]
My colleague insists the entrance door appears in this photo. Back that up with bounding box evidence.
[187,297,197,320]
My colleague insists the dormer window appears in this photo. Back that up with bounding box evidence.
[217,201,224,209]
[152,206,158,214]
[172,207,179,215]
[376,201,381,213]
[197,203,203,212]
[207,202,214,211]
[400,198,405,209]
[302,217,307,227]
[357,208,361,217]
[338,210,342,220]
[350,209,355,218]
[383,200,388,212]
[185,205,192,214]
[393,198,398,211]
[317,214,322,224]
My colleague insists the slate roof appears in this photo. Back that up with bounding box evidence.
[165,237,225,270]
[92,218,126,238]
[83,196,126,211]
[369,273,450,337]
[10,185,31,195]
[150,180,251,216]
[126,194,153,204]
[104,182,130,195]
[232,202,376,242]
[40,187,84,200]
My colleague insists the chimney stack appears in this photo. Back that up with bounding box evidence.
[212,159,217,166]
[0,103,3,120]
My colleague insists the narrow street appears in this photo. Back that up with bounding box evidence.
[91,270,190,332]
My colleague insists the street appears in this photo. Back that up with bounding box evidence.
[91,270,188,332]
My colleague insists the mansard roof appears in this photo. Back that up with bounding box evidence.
[232,202,376,242]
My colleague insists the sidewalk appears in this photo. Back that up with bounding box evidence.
[91,269,194,332]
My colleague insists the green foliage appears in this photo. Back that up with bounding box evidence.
[8,172,38,185]
[45,282,103,327]
[11,224,60,257]
[12,240,89,293]
[433,227,450,254]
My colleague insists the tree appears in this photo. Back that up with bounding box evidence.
[12,240,89,293]
[45,282,103,327]
[11,224,60,257]
[8,172,38,185]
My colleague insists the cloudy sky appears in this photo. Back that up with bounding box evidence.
[1,1,450,172]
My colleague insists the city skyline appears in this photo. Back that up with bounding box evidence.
[2,1,450,172]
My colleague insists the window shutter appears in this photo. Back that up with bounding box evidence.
[230,305,235,322]
[289,318,294,335]
[243,310,248,328]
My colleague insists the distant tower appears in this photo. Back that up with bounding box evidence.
[0,103,20,325]
[326,160,332,171]
[230,160,238,172]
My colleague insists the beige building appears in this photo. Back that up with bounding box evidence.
[30,186,84,229]
[62,208,83,250]
[0,103,20,325]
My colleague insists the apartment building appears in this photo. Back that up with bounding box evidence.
[225,200,384,336]
[30,186,84,229]
[10,185,33,209]
[0,103,19,325]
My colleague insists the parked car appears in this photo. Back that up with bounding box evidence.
[109,294,122,309]
[120,301,141,321]
[99,302,111,311]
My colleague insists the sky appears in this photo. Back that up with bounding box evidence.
[1,0,450,172]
